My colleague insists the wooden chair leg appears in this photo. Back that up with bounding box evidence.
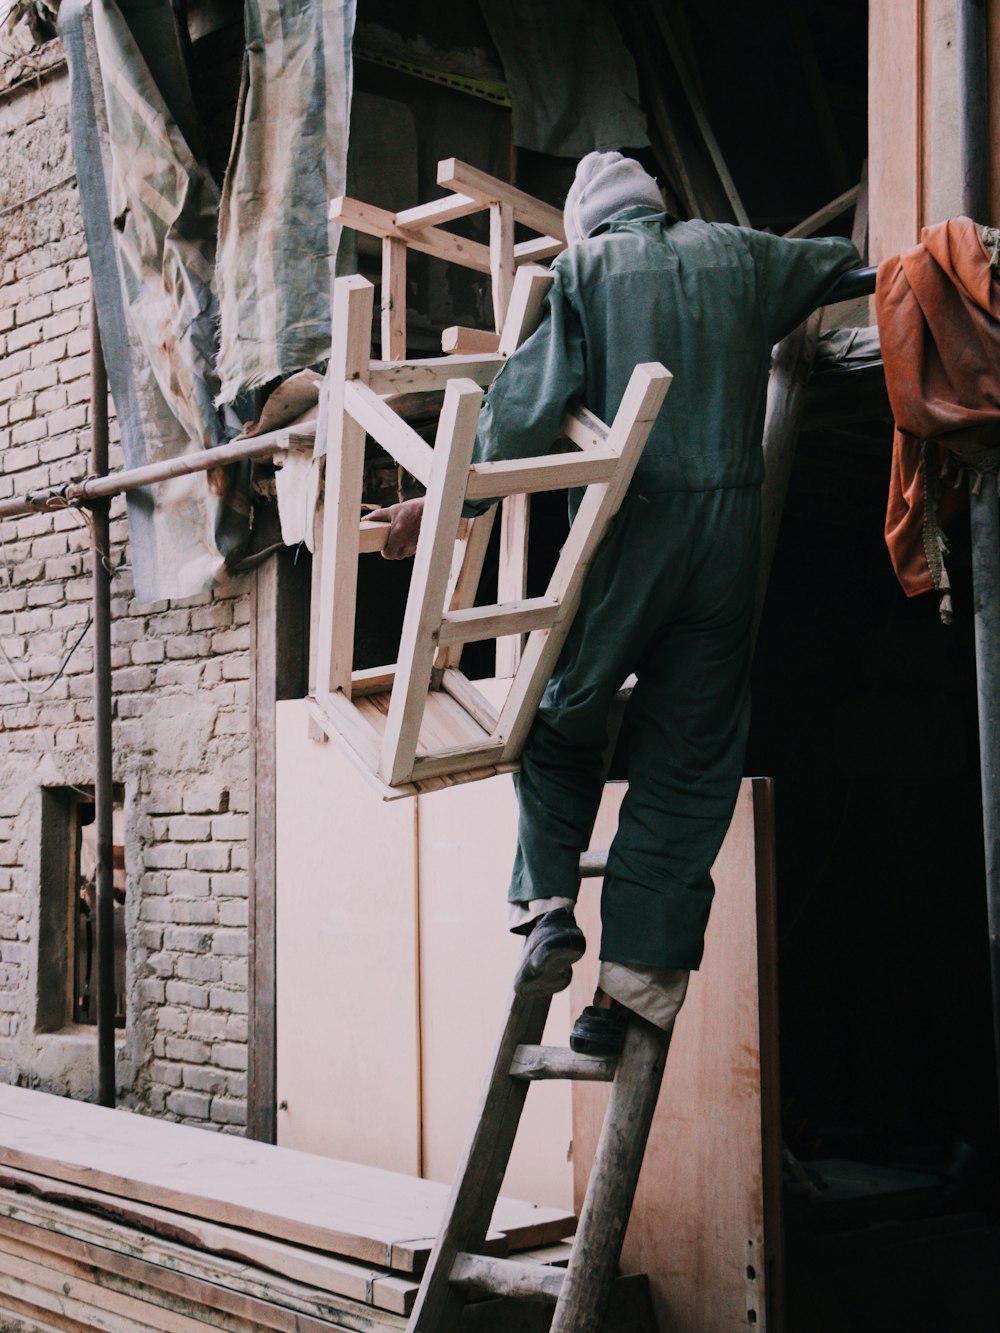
[380,379,484,786]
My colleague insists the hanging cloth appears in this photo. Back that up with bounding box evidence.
[876,217,1000,620]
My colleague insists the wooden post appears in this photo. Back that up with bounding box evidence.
[314,276,373,704]
[248,528,311,1143]
[381,236,407,360]
[380,380,484,786]
[551,1018,672,1333]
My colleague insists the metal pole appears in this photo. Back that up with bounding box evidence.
[90,294,115,1108]
[957,0,1000,1104]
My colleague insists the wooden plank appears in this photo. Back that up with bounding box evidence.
[437,597,559,647]
[0,1085,574,1276]
[571,779,782,1332]
[868,0,922,261]
[464,450,618,501]
[441,327,502,355]
[437,510,497,672]
[359,521,391,554]
[380,237,407,360]
[497,265,553,357]
[0,1165,395,1312]
[514,236,564,264]
[344,380,435,485]
[249,534,311,1145]
[495,495,530,676]
[330,195,492,274]
[496,364,671,760]
[439,669,500,733]
[380,380,484,786]
[436,159,566,242]
[783,183,861,238]
[369,355,504,398]
[351,665,395,697]
[315,276,373,703]
[409,743,506,783]
[489,202,516,332]
[415,771,575,1207]
[395,191,479,229]
[563,405,609,451]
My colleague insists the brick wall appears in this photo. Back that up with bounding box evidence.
[0,44,253,1129]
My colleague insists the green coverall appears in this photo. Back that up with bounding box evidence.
[471,208,859,972]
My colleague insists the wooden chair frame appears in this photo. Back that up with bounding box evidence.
[330,159,570,677]
[310,268,671,798]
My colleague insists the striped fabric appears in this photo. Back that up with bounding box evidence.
[215,0,356,403]
[61,0,354,602]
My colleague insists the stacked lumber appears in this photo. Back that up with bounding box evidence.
[0,1085,652,1331]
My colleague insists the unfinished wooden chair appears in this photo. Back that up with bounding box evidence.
[330,158,570,677]
[309,267,671,797]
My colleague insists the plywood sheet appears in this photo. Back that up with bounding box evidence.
[0,1084,574,1274]
[275,699,421,1175]
[416,772,574,1209]
[572,778,781,1332]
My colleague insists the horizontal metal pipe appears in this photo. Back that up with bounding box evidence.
[825,265,877,303]
[0,424,311,520]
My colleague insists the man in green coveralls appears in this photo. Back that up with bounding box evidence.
[371,152,859,1054]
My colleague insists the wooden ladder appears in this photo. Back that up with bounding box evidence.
[407,915,672,1333]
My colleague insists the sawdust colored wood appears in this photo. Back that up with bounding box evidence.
[572,778,783,1333]
[0,1082,574,1278]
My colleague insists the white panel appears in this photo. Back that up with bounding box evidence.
[416,772,574,1209]
[275,699,420,1175]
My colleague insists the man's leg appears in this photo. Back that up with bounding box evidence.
[599,487,760,977]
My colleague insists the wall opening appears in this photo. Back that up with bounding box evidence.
[38,785,127,1033]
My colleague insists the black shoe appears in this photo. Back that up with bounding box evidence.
[514,908,586,997]
[569,1004,628,1057]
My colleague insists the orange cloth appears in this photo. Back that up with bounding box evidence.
[875,217,1000,602]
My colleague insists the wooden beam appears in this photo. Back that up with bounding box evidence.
[464,450,619,501]
[345,380,435,485]
[330,195,492,274]
[441,327,502,356]
[490,202,516,332]
[315,276,373,704]
[381,237,407,360]
[783,183,862,238]
[379,380,485,786]
[369,355,504,399]
[436,159,566,241]
[437,597,560,647]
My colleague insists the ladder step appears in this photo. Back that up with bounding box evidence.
[450,1253,567,1303]
[579,849,608,878]
[437,596,560,646]
[510,1044,617,1082]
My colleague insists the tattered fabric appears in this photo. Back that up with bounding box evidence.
[61,0,249,603]
[876,217,1000,612]
[215,0,355,402]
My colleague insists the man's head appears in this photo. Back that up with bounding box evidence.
[563,151,663,245]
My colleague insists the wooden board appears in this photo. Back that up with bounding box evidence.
[275,705,422,1176]
[276,702,575,1211]
[416,771,575,1209]
[572,778,782,1332]
[868,0,922,262]
[0,1084,574,1276]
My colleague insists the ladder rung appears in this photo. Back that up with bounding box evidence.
[464,449,619,500]
[510,1044,617,1082]
[449,1252,566,1303]
[579,849,608,878]
[437,597,560,646]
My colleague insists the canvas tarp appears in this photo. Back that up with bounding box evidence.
[60,0,354,603]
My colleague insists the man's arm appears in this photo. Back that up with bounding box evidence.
[369,263,587,554]
[743,230,862,345]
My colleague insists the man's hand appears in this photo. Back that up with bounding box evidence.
[366,497,425,560]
